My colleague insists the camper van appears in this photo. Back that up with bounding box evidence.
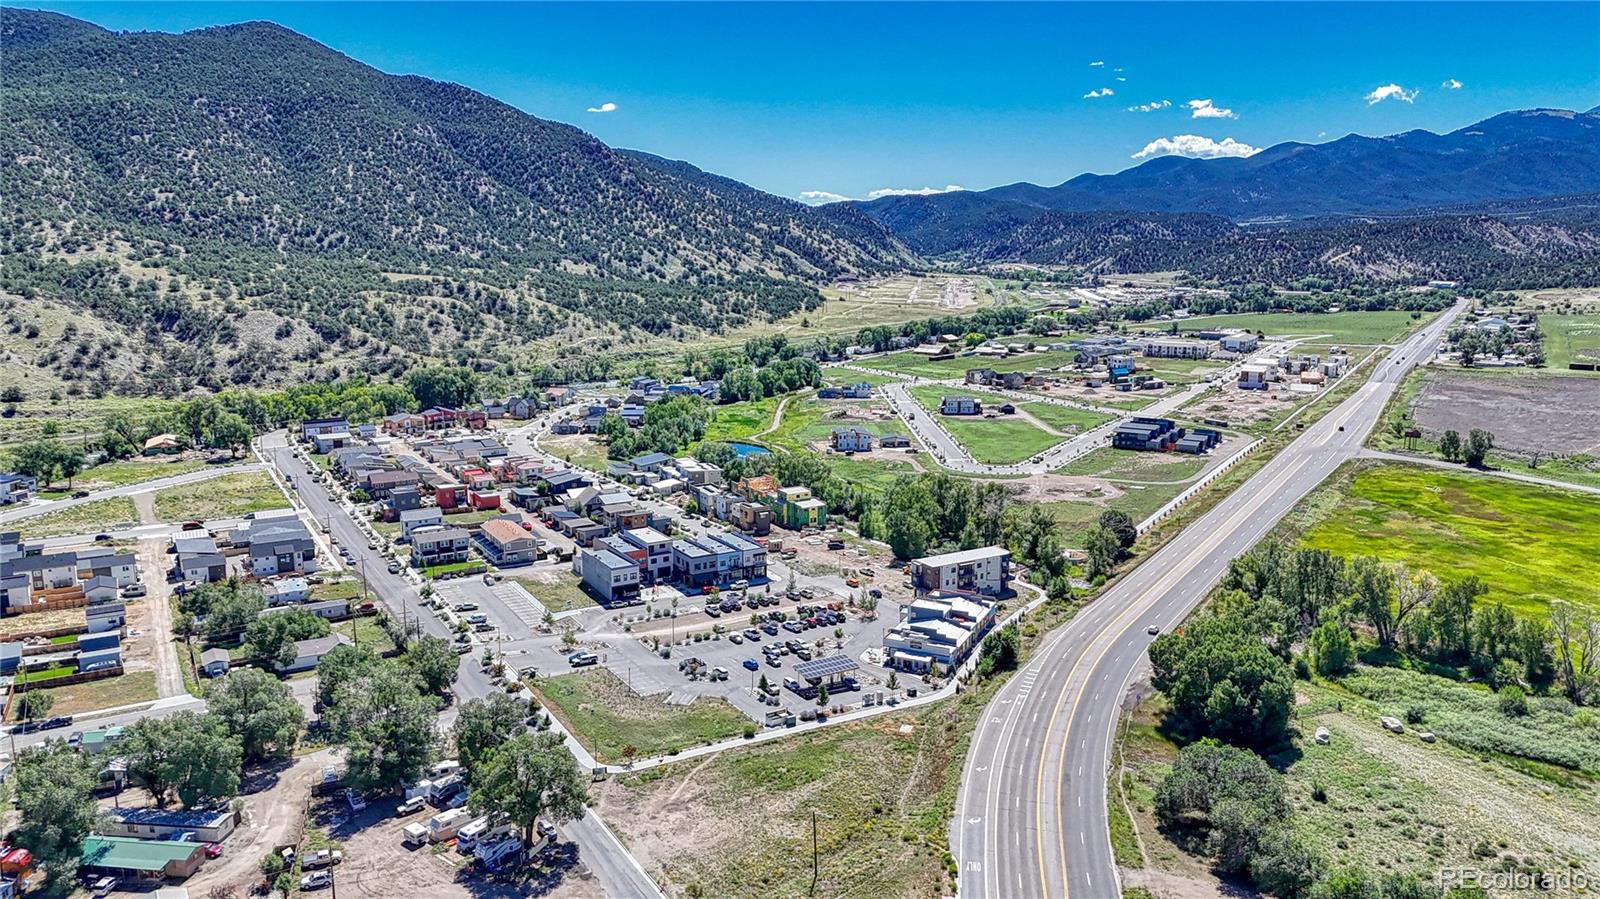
[402,822,430,847]
[456,814,513,854]
[426,808,472,843]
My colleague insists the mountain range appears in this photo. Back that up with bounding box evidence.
[0,7,1596,396]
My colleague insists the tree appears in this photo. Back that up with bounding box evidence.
[210,411,253,457]
[1098,510,1138,550]
[330,662,439,793]
[1437,430,1462,463]
[1155,740,1289,874]
[207,667,306,761]
[245,608,330,669]
[55,444,85,488]
[15,689,55,722]
[124,711,243,808]
[316,643,379,710]
[977,623,1020,677]
[1309,619,1355,677]
[405,635,461,695]
[1461,429,1494,468]
[11,743,101,891]
[202,583,267,641]
[453,693,527,776]
[1150,613,1295,748]
[469,732,589,847]
[1345,556,1398,648]
[1431,577,1485,660]
[816,681,829,707]
[1084,525,1121,581]
[1251,826,1324,899]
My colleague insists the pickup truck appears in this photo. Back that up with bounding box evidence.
[301,849,344,870]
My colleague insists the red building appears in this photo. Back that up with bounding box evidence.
[466,489,502,511]
[435,483,467,510]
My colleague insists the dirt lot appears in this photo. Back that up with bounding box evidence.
[1183,382,1306,429]
[1413,371,1600,456]
[186,750,328,894]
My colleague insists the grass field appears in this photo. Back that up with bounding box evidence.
[1176,310,1435,345]
[1116,674,1600,898]
[6,670,158,720]
[906,385,1064,465]
[1539,314,1600,373]
[71,458,216,491]
[1295,462,1600,618]
[1017,402,1115,434]
[15,497,140,537]
[504,573,599,611]
[821,367,903,387]
[703,396,781,444]
[152,470,286,522]
[1041,481,1191,546]
[0,395,176,448]
[1054,447,1208,482]
[532,668,751,763]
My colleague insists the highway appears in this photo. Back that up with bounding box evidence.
[953,302,1464,899]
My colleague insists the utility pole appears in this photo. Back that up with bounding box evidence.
[810,809,819,895]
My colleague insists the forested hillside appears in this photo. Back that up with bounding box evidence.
[0,9,911,395]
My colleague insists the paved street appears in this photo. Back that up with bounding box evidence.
[953,303,1464,899]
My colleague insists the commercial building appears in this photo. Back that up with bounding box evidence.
[1220,333,1259,353]
[579,548,642,605]
[620,528,674,582]
[909,546,1012,597]
[883,592,998,671]
[1139,338,1213,360]
[80,836,207,881]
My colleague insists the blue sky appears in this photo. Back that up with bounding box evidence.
[19,2,1600,203]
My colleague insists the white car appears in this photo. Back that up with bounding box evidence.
[1146,624,1161,636]
[300,871,333,890]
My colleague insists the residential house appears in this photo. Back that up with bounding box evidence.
[964,368,999,386]
[435,483,467,510]
[629,452,673,473]
[478,519,537,566]
[909,546,1012,597]
[310,431,352,454]
[176,550,227,585]
[81,552,139,588]
[387,485,423,516]
[1238,362,1276,390]
[142,433,182,455]
[82,575,119,604]
[11,552,79,589]
[939,396,981,416]
[79,836,207,881]
[466,488,502,511]
[703,531,767,581]
[508,487,543,511]
[400,507,446,539]
[363,470,421,500]
[279,634,353,673]
[731,501,772,536]
[199,648,232,678]
[104,807,239,844]
[0,473,36,506]
[86,602,125,634]
[411,526,471,568]
[578,548,642,605]
[422,407,461,430]
[772,486,827,531]
[670,539,717,587]
[669,458,721,487]
[263,577,311,605]
[831,427,873,453]
[262,598,348,621]
[239,517,318,577]
[382,412,427,435]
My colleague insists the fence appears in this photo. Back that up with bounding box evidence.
[1136,437,1265,536]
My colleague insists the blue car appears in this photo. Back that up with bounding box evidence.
[742,658,760,672]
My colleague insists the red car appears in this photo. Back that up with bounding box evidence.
[204,843,224,859]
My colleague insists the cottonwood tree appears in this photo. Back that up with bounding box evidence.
[1437,429,1462,462]
[470,732,588,847]
[452,693,527,776]
[1150,612,1295,748]
[207,667,306,761]
[1462,428,1495,468]
[15,690,54,722]
[245,608,329,669]
[331,662,439,793]
[11,743,102,891]
[405,635,461,695]
[316,643,379,710]
[125,712,243,808]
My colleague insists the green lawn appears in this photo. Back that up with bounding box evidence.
[152,470,286,522]
[906,385,1063,464]
[1176,310,1434,345]
[15,497,140,538]
[1054,447,1208,482]
[6,671,158,720]
[1041,480,1191,546]
[533,668,751,763]
[821,367,903,387]
[1538,314,1600,373]
[421,560,484,579]
[1297,463,1600,618]
[1018,403,1115,434]
[504,574,599,611]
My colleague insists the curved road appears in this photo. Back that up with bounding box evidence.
[954,302,1464,899]
[0,462,264,525]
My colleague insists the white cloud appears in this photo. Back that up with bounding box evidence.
[1187,98,1236,119]
[1089,60,1104,67]
[1133,134,1260,160]
[586,102,618,113]
[1365,83,1419,105]
[1116,76,1127,82]
[1128,99,1172,113]
[1442,78,1463,90]
[866,185,966,199]
[798,190,853,205]
[1083,87,1116,99]
[1113,67,1124,73]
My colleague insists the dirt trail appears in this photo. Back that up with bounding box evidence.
[187,750,329,894]
[135,538,186,698]
[1009,406,1068,437]
[751,394,798,440]
[132,491,157,525]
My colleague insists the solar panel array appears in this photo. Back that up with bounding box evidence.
[795,654,860,680]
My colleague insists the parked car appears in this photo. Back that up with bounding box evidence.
[94,533,112,542]
[300,871,333,891]
[302,849,344,870]
[387,562,402,574]
[121,583,147,598]
[453,602,479,612]
[743,628,761,642]
[728,633,743,645]
[761,623,779,636]
[71,490,90,499]
[204,843,224,859]
[742,659,760,672]
[397,796,427,816]
[41,716,73,731]
[567,652,599,667]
